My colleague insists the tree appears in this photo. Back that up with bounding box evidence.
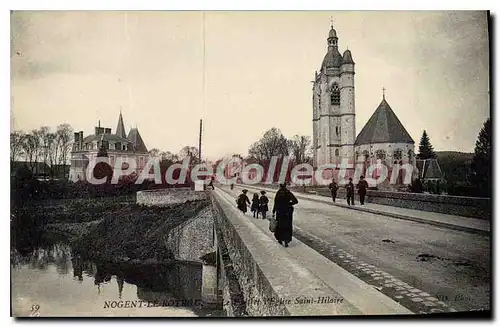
[417,130,436,159]
[178,146,199,165]
[39,126,53,176]
[288,135,311,164]
[55,124,73,177]
[46,132,57,174]
[471,118,491,197]
[248,128,289,162]
[148,148,160,158]
[159,151,179,165]
[10,131,25,163]
[22,132,40,172]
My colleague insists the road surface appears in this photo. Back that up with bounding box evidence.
[220,185,490,313]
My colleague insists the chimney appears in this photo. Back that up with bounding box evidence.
[79,131,83,149]
[74,132,80,151]
[95,127,105,135]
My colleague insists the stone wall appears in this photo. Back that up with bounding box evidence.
[248,183,490,219]
[136,188,207,207]
[313,187,490,219]
[210,190,366,316]
[210,193,288,317]
[164,206,215,263]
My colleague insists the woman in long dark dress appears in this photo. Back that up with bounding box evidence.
[236,189,251,214]
[272,183,298,247]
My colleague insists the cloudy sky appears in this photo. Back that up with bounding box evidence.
[11,11,489,160]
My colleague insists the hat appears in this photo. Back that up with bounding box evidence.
[279,183,286,188]
[242,189,248,193]
[260,191,266,195]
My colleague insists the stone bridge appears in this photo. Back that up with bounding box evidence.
[136,185,491,316]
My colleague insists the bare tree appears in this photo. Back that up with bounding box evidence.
[248,128,289,162]
[38,126,52,176]
[159,151,179,164]
[148,148,160,158]
[46,132,57,174]
[10,130,25,163]
[288,135,311,164]
[56,124,73,177]
[178,146,200,165]
[22,132,40,172]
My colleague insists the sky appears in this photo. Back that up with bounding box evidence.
[10,11,490,161]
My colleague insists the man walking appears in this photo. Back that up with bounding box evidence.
[358,175,369,205]
[346,178,355,206]
[328,178,338,203]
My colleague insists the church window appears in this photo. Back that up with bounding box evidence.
[363,150,370,161]
[408,150,414,161]
[318,91,321,112]
[376,150,386,160]
[393,149,403,160]
[330,83,340,105]
[336,126,339,136]
[335,149,339,156]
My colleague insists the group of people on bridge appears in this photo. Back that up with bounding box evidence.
[328,175,369,206]
[235,184,298,248]
[230,176,371,248]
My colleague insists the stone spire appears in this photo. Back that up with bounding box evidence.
[116,111,126,139]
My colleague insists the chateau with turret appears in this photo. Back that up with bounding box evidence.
[312,24,416,185]
[69,112,149,182]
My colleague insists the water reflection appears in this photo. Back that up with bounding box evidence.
[11,243,223,317]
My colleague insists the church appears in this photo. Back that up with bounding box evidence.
[312,24,416,185]
[69,112,149,182]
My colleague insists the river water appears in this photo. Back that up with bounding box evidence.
[11,242,223,317]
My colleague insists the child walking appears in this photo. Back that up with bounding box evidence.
[259,191,269,219]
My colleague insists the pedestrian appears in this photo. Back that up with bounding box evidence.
[259,190,269,219]
[208,176,215,190]
[230,183,234,190]
[236,189,251,214]
[328,178,338,203]
[251,193,260,218]
[346,177,355,205]
[358,175,369,205]
[272,183,298,247]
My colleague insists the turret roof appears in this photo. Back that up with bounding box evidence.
[127,128,148,153]
[116,112,127,139]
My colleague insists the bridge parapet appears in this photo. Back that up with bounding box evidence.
[210,189,411,316]
[137,188,206,207]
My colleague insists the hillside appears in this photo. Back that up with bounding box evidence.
[435,151,474,182]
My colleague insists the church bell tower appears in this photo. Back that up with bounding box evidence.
[312,23,356,169]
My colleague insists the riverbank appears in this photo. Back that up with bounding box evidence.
[11,194,211,267]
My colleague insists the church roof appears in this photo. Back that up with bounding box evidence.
[127,128,148,153]
[321,48,343,69]
[342,49,354,64]
[116,112,127,139]
[355,98,414,145]
[329,27,337,38]
[82,133,131,144]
